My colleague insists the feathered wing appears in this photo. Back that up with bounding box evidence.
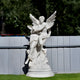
[29,14,39,25]
[46,11,56,29]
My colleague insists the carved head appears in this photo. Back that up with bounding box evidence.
[39,16,45,24]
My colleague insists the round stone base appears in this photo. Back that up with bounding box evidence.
[26,71,54,78]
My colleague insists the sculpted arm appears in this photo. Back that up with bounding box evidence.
[47,29,51,38]
[33,23,46,32]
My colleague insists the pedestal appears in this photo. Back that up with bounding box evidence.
[26,67,54,77]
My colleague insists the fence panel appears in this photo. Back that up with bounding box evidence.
[0,37,9,74]
[20,37,29,74]
[63,36,71,73]
[0,36,80,74]
[8,37,21,74]
[57,36,64,73]
[70,36,80,73]
[51,36,58,73]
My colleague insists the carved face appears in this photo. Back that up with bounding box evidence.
[39,16,45,24]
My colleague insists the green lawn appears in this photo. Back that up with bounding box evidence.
[0,73,80,80]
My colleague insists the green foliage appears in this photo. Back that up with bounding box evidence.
[46,0,80,35]
[0,0,80,35]
[0,0,40,34]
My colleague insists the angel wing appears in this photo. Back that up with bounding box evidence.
[46,11,56,29]
[29,14,39,25]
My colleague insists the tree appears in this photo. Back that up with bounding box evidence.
[46,0,80,35]
[0,0,80,35]
[31,0,47,18]
[0,0,40,34]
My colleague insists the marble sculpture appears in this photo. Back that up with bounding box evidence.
[25,11,56,77]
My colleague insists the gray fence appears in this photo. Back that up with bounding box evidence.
[0,36,80,74]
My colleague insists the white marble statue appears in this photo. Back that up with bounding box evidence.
[25,11,56,77]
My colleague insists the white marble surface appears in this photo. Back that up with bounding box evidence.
[26,11,56,77]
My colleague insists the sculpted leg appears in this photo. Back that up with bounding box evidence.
[25,40,38,64]
[38,36,43,50]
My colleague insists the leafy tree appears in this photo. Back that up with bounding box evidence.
[31,0,47,18]
[0,0,40,34]
[46,0,80,35]
[0,0,80,35]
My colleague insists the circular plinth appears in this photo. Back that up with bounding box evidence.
[26,71,54,78]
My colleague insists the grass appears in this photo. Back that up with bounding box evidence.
[0,73,80,80]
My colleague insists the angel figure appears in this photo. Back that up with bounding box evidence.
[25,11,56,66]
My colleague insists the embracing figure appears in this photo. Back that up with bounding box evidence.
[25,11,56,77]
